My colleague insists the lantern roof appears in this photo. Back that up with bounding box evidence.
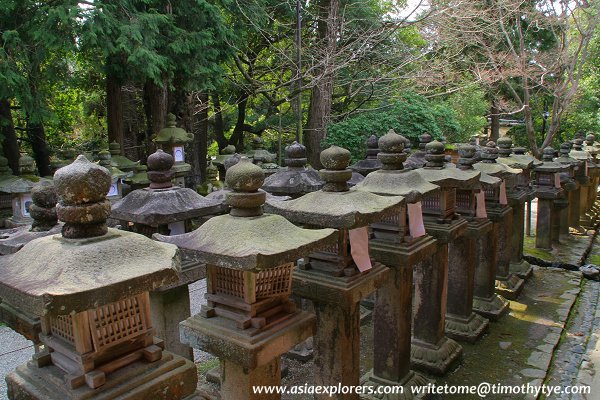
[156,157,336,270]
[474,141,522,178]
[153,113,194,145]
[415,140,480,190]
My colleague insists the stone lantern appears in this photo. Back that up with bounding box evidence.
[413,142,490,346]
[156,157,336,400]
[511,146,542,237]
[354,129,439,392]
[1,154,50,228]
[570,139,593,230]
[350,135,383,176]
[261,141,324,198]
[109,141,138,196]
[409,141,478,365]
[474,141,523,300]
[458,146,508,320]
[97,149,127,201]
[583,134,600,218]
[153,113,194,187]
[555,143,582,236]
[533,147,566,250]
[111,149,224,358]
[0,182,60,349]
[265,146,403,398]
[213,144,237,181]
[124,163,151,191]
[496,137,535,280]
[1,155,197,398]
[405,133,432,170]
[197,161,224,196]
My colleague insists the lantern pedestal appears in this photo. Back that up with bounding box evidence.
[6,350,197,400]
[473,216,510,321]
[180,310,315,400]
[361,235,435,396]
[508,191,533,280]
[488,205,524,300]
[411,218,465,375]
[556,197,571,236]
[292,263,388,400]
[445,219,490,343]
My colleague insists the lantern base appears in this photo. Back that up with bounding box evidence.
[6,350,198,400]
[495,273,525,300]
[410,336,463,376]
[509,259,533,280]
[472,294,510,321]
[445,312,489,343]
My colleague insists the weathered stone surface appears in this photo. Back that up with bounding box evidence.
[350,135,382,176]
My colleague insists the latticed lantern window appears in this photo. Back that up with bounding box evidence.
[371,205,408,243]
[305,229,355,276]
[455,189,476,217]
[484,185,500,203]
[43,292,158,389]
[422,188,456,221]
[204,263,295,331]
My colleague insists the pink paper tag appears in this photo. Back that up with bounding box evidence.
[554,173,561,188]
[476,191,487,218]
[348,227,372,272]
[408,202,426,238]
[499,181,508,205]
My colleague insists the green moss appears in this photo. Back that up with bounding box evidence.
[197,358,219,374]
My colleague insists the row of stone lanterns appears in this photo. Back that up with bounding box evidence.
[0,125,598,400]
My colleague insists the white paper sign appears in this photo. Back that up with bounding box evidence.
[20,194,32,217]
[173,146,185,162]
[168,221,186,235]
[348,227,372,272]
[408,202,426,238]
[107,183,119,197]
[554,173,561,188]
[476,191,487,218]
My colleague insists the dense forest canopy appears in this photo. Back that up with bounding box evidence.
[0,0,598,181]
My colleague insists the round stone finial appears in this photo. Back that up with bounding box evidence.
[54,155,112,239]
[542,146,556,161]
[207,161,218,181]
[147,149,174,189]
[573,138,584,150]
[109,142,121,155]
[285,141,307,168]
[319,146,353,192]
[513,147,526,155]
[457,144,477,170]
[497,136,513,156]
[320,145,351,170]
[97,150,112,168]
[166,113,177,128]
[367,135,378,149]
[252,136,264,150]
[225,157,266,217]
[419,133,433,150]
[480,141,499,163]
[586,133,596,145]
[377,130,407,170]
[221,145,236,155]
[30,181,58,232]
[424,140,446,168]
[19,153,37,176]
[559,142,572,157]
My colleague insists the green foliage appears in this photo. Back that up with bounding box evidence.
[325,92,446,161]
[445,86,488,142]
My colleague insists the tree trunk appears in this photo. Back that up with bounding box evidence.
[106,72,124,148]
[230,91,249,152]
[304,0,340,169]
[0,99,20,174]
[212,93,227,152]
[489,103,500,142]
[191,92,209,187]
[144,78,168,150]
[28,121,51,177]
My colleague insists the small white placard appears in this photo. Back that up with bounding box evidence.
[107,183,119,197]
[168,221,186,235]
[21,194,32,217]
[173,146,185,162]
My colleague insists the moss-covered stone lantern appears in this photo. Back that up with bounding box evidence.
[111,149,224,358]
[1,155,197,399]
[496,137,536,280]
[153,113,194,187]
[196,161,224,196]
[261,141,324,198]
[124,163,151,191]
[533,147,566,250]
[246,136,280,176]
[456,145,508,321]
[354,130,440,392]
[555,143,582,236]
[265,146,403,397]
[570,139,593,229]
[155,157,336,399]
[474,141,524,300]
